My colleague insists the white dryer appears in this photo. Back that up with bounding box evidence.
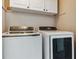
[39,26,74,59]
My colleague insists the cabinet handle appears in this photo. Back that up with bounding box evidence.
[46,9,48,11]
[43,9,45,11]
[27,6,29,8]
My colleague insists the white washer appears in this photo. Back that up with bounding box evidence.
[39,30,74,59]
[2,26,42,59]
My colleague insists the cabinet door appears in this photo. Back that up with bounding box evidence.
[45,0,58,13]
[29,0,44,11]
[10,0,28,8]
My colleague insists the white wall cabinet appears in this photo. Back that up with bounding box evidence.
[29,0,44,11]
[10,0,28,9]
[44,0,58,13]
[4,0,58,15]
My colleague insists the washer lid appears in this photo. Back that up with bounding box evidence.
[2,32,41,37]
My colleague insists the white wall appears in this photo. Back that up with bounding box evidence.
[4,11,56,31]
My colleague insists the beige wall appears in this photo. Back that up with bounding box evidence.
[56,0,76,33]
[3,11,56,32]
[2,9,6,32]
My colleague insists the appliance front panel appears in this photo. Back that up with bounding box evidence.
[2,36,42,59]
[50,34,74,59]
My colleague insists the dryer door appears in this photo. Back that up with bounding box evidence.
[50,35,74,59]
